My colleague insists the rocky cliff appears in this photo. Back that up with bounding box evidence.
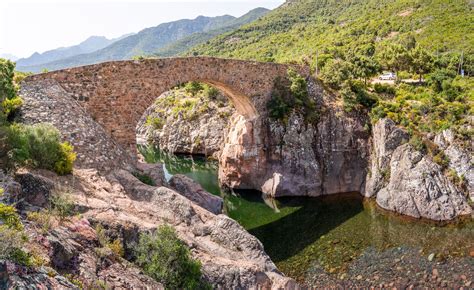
[366,119,472,221]
[137,85,235,159]
[219,78,371,197]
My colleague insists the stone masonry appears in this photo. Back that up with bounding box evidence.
[26,57,292,153]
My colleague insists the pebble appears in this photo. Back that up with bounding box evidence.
[428,253,435,261]
[432,269,439,277]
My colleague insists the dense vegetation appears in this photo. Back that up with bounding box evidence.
[189,0,472,143]
[145,81,230,131]
[134,225,209,289]
[189,0,472,69]
[267,69,318,123]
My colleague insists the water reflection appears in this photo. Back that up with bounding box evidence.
[139,145,474,281]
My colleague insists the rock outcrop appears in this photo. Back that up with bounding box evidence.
[29,168,295,289]
[366,119,472,221]
[434,129,474,200]
[0,260,79,289]
[220,79,370,197]
[137,88,235,159]
[169,174,223,214]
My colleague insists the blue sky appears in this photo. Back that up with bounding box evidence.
[0,0,284,58]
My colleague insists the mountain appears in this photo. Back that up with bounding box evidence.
[17,8,270,73]
[155,7,270,57]
[16,35,131,71]
[188,0,473,62]
[0,53,18,61]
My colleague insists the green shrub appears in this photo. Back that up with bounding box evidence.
[184,81,204,96]
[5,123,76,174]
[54,142,76,175]
[50,193,75,220]
[95,224,125,258]
[409,134,426,153]
[146,116,165,130]
[135,225,209,289]
[432,151,450,169]
[0,225,30,265]
[27,210,53,234]
[373,83,396,96]
[268,70,318,123]
[0,203,23,231]
[2,96,23,119]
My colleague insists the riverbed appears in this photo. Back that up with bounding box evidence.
[139,146,474,285]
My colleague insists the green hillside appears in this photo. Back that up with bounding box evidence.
[155,8,269,57]
[188,0,473,65]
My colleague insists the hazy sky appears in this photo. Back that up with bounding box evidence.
[0,0,284,58]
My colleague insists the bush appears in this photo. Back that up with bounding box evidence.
[373,83,396,96]
[145,116,165,130]
[409,134,426,153]
[134,225,208,289]
[184,81,204,96]
[27,210,53,233]
[5,123,76,174]
[50,193,75,220]
[0,225,30,265]
[432,151,450,168]
[54,142,76,175]
[268,70,318,123]
[96,224,125,258]
[0,203,23,231]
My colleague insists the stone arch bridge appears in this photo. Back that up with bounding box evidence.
[26,57,293,152]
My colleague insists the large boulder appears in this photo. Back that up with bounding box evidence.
[367,119,472,221]
[169,174,223,214]
[375,143,472,220]
[15,171,55,208]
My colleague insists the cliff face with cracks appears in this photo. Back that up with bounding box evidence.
[219,78,371,197]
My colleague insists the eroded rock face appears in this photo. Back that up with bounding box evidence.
[137,89,235,159]
[434,129,474,200]
[219,79,371,197]
[44,169,296,289]
[0,260,79,289]
[169,174,223,214]
[367,119,472,221]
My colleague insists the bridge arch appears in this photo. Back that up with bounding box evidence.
[28,57,290,153]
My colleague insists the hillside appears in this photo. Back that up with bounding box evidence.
[15,35,130,71]
[18,14,239,72]
[188,0,473,64]
[155,7,269,57]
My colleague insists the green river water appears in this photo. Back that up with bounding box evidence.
[139,146,474,282]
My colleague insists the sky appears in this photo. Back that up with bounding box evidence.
[0,0,284,58]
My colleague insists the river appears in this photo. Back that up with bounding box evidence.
[139,145,474,283]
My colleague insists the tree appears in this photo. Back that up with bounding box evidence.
[377,44,411,74]
[0,59,20,122]
[349,54,380,85]
[410,45,433,82]
[320,58,353,89]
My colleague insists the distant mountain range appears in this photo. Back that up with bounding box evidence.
[17,8,269,73]
[0,53,19,61]
[15,34,132,71]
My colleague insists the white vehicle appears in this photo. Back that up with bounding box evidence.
[379,72,396,80]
